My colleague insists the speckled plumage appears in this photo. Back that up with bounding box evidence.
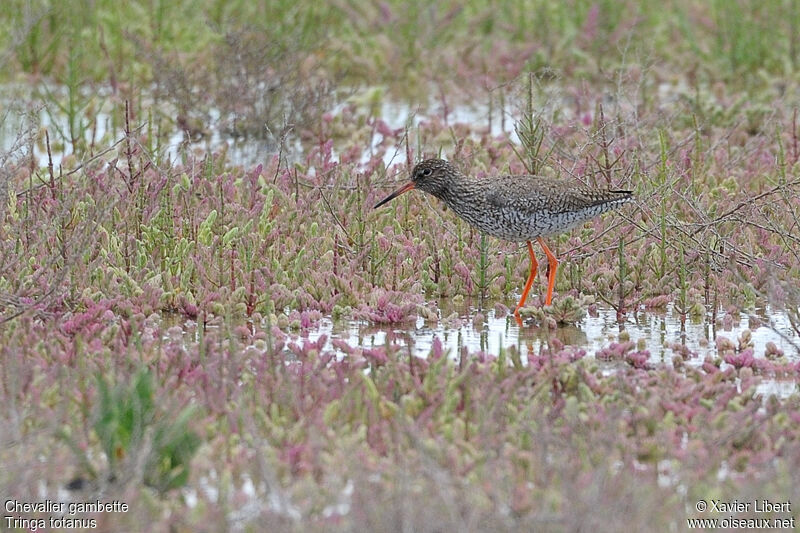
[403,158,633,242]
[373,158,634,320]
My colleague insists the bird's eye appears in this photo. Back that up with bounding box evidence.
[421,168,432,177]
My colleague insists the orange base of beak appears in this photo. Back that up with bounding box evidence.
[374,181,416,209]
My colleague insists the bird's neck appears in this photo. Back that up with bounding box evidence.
[436,173,480,208]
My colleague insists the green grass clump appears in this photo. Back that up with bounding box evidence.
[60,370,201,494]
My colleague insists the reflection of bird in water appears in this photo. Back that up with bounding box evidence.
[515,321,590,357]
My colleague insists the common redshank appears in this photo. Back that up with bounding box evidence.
[374,158,633,323]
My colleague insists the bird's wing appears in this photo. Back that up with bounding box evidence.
[486,175,630,215]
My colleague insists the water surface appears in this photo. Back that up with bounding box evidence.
[286,302,800,397]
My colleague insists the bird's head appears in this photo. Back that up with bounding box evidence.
[373,158,455,208]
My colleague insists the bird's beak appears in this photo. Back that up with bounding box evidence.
[373,181,415,209]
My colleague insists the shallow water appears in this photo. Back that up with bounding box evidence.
[1,85,520,168]
[2,80,695,171]
[284,302,800,397]
[298,303,797,362]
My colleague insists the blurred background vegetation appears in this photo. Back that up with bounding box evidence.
[2,0,799,159]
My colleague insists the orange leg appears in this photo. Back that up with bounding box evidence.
[537,237,558,306]
[514,241,538,322]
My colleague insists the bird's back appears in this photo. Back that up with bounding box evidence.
[445,174,633,242]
